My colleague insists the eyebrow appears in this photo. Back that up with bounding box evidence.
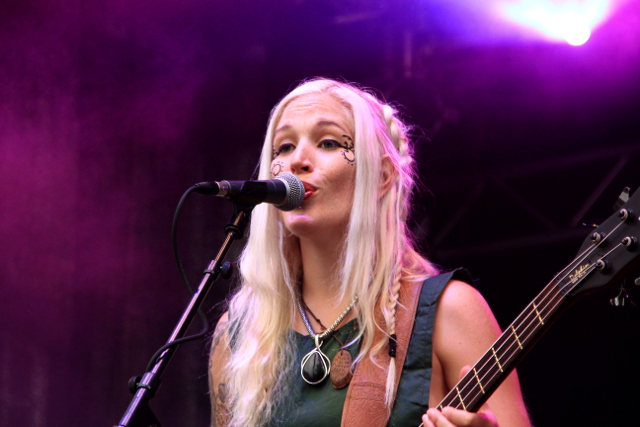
[274,120,350,135]
[274,124,291,134]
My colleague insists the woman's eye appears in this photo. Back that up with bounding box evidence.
[319,139,341,149]
[274,142,295,156]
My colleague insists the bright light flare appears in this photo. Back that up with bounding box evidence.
[564,22,591,45]
[499,0,611,45]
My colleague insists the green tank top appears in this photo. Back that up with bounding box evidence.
[267,270,469,427]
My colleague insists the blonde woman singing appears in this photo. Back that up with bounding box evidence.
[209,79,530,427]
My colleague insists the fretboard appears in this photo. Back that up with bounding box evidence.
[436,270,583,412]
[430,188,640,414]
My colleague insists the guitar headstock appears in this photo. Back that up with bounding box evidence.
[564,187,640,297]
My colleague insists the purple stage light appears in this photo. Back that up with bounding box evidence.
[498,0,621,45]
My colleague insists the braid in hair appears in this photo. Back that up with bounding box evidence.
[380,103,414,405]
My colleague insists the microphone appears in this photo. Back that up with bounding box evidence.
[193,173,304,211]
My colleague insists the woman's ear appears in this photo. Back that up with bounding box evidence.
[379,154,398,198]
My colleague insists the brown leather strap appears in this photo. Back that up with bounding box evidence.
[341,279,424,427]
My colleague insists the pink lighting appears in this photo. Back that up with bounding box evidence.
[498,0,616,45]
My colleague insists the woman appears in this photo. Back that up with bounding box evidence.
[209,79,530,427]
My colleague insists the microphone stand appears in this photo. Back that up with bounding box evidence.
[114,203,253,427]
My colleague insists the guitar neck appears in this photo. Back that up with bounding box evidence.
[437,276,570,412]
[434,187,640,413]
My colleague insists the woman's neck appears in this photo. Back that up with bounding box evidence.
[296,236,355,330]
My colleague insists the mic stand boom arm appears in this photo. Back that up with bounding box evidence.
[114,204,252,427]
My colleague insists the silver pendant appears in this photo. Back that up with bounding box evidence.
[300,335,331,385]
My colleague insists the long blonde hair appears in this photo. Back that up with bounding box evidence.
[210,78,437,427]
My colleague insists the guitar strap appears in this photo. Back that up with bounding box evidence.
[340,278,424,427]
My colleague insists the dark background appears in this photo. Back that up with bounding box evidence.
[1,1,639,426]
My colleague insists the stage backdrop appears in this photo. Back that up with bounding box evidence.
[1,1,639,426]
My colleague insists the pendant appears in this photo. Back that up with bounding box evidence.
[300,336,331,385]
[330,349,353,389]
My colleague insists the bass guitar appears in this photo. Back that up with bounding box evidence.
[423,187,640,420]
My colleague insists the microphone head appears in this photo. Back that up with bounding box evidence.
[274,173,304,211]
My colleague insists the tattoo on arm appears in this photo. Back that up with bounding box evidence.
[214,383,231,427]
[211,319,231,427]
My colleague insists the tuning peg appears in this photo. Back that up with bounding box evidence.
[621,236,638,250]
[614,187,631,210]
[610,284,636,308]
[634,277,640,286]
[609,295,626,306]
[596,259,611,272]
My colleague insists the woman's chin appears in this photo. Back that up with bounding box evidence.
[282,218,315,238]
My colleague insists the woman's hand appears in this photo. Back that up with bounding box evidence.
[422,404,498,427]
[422,366,499,427]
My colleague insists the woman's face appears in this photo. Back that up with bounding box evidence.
[271,93,356,242]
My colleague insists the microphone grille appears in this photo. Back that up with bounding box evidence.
[275,173,304,211]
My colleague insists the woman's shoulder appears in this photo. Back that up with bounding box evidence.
[432,279,503,386]
[211,311,231,356]
[431,281,531,425]
[436,279,500,341]
[216,311,229,326]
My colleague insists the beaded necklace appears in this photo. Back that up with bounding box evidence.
[300,299,358,388]
[296,295,358,385]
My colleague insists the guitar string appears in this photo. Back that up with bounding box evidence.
[449,274,579,407]
[451,239,627,411]
[450,277,578,410]
[453,221,630,408]
[451,285,565,410]
[423,272,567,418]
[417,218,631,425]
[454,240,624,409]
[443,227,628,412]
[552,219,626,284]
[442,276,565,410]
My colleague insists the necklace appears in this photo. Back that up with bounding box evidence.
[296,295,358,385]
[300,300,357,389]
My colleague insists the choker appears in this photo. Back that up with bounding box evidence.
[296,295,358,385]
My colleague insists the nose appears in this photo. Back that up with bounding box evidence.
[289,141,313,174]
